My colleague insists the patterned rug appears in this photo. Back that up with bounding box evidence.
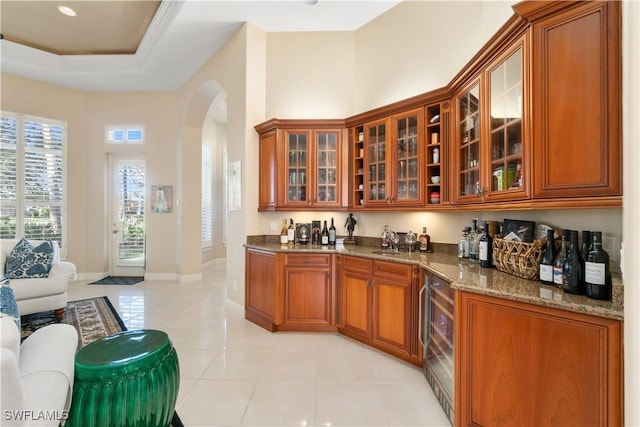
[89,276,144,285]
[20,296,127,349]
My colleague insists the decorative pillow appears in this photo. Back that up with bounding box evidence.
[0,276,20,329]
[5,238,54,279]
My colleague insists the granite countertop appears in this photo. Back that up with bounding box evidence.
[245,238,624,321]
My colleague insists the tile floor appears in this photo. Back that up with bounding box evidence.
[68,262,451,427]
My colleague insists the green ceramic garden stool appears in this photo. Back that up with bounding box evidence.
[66,330,179,427]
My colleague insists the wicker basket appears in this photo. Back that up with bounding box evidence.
[492,237,545,280]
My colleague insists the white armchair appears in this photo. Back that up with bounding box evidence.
[1,315,78,426]
[1,239,76,320]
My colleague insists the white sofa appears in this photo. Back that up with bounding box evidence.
[0,240,76,320]
[1,315,78,426]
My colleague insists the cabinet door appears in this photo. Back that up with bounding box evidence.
[283,267,333,330]
[456,292,623,427]
[372,261,413,355]
[532,1,621,200]
[340,269,372,339]
[454,79,482,204]
[245,249,277,331]
[313,129,342,207]
[364,118,389,206]
[485,41,529,202]
[282,129,311,207]
[258,130,277,211]
[390,109,424,206]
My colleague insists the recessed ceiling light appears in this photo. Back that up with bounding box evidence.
[58,5,77,17]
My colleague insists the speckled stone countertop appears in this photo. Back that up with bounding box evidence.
[245,237,624,321]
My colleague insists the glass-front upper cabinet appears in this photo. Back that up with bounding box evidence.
[453,38,527,204]
[392,109,424,205]
[285,130,310,205]
[489,46,525,197]
[283,128,342,208]
[315,130,339,204]
[457,81,481,202]
[365,119,388,204]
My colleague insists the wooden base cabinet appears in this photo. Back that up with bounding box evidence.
[245,248,280,331]
[337,255,422,365]
[455,291,623,427]
[281,254,335,331]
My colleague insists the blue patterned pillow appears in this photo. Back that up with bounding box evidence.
[0,276,20,329]
[5,238,54,279]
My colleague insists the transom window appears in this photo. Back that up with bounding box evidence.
[106,126,145,144]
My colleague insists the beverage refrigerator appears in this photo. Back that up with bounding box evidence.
[421,271,454,425]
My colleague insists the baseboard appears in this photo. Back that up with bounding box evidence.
[178,273,203,283]
[144,273,178,281]
[202,257,226,268]
[75,272,108,282]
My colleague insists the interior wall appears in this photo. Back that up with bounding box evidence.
[354,1,516,111]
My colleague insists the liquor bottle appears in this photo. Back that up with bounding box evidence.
[563,230,584,295]
[419,227,430,252]
[478,221,493,268]
[458,227,471,259]
[287,219,295,247]
[469,219,479,263]
[328,217,337,246]
[553,230,570,288]
[321,220,329,246]
[539,228,556,286]
[585,231,612,301]
[280,219,288,246]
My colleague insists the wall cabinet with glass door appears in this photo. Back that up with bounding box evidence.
[425,102,448,207]
[453,38,528,205]
[364,108,425,207]
[255,119,347,211]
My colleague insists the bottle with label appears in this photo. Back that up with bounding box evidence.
[280,219,288,246]
[321,220,329,246]
[458,227,471,259]
[469,219,479,263]
[585,231,612,301]
[287,219,295,247]
[553,230,570,288]
[563,230,584,295]
[539,228,556,286]
[419,227,431,252]
[478,221,493,268]
[328,217,337,246]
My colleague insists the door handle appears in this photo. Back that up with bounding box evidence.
[418,283,426,349]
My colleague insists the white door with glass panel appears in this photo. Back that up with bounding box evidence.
[110,156,145,277]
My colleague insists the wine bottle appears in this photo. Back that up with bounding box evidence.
[580,230,591,282]
[328,217,336,246]
[553,229,570,288]
[585,231,612,301]
[321,220,329,246]
[419,227,430,252]
[539,229,555,286]
[563,230,584,295]
[381,225,390,249]
[280,218,288,246]
[478,221,493,268]
[469,219,479,263]
[287,219,295,247]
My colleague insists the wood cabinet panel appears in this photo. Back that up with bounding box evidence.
[285,254,331,266]
[245,249,278,331]
[372,276,411,354]
[340,269,371,338]
[456,291,623,427]
[284,269,333,329]
[258,130,277,211]
[531,0,621,199]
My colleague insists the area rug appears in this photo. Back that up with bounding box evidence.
[89,276,144,285]
[20,296,127,349]
[20,296,184,427]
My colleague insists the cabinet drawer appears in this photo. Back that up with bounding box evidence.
[285,254,331,267]
[340,256,372,274]
[373,260,412,280]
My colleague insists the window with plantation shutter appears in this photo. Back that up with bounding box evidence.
[201,138,213,248]
[0,112,66,245]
